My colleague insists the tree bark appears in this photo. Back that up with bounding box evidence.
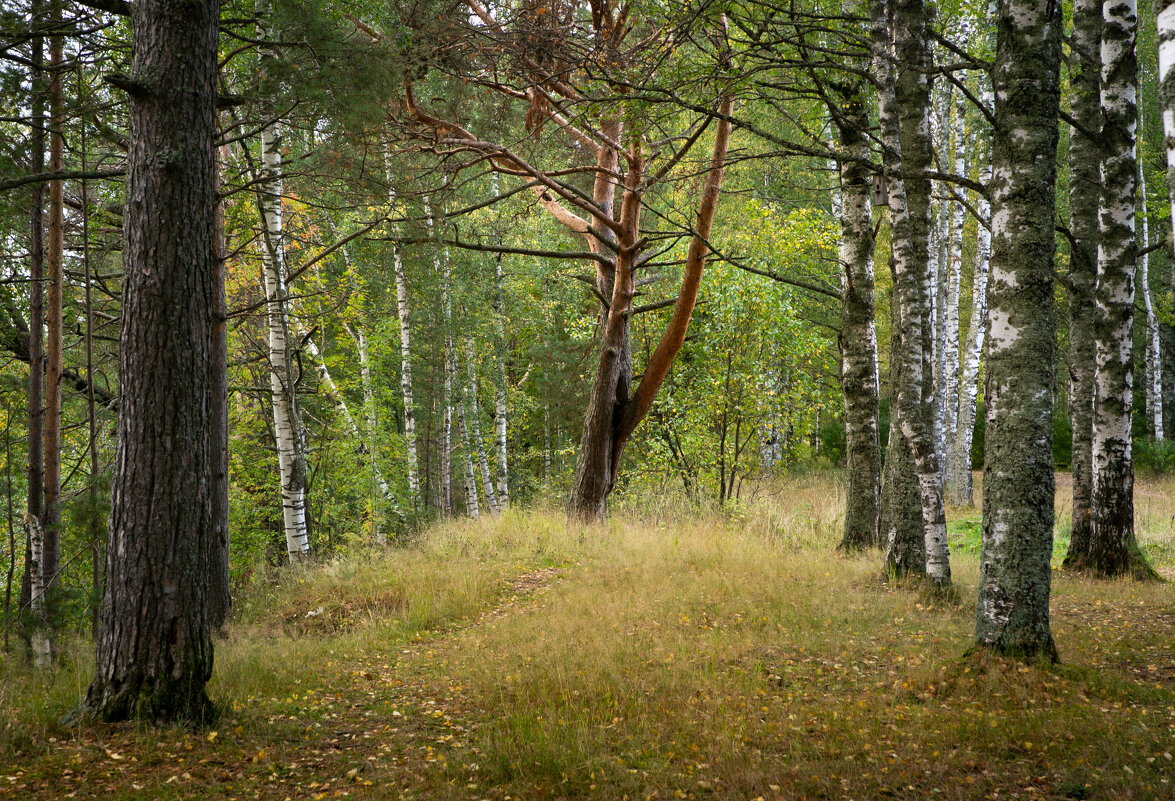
[974,0,1061,660]
[1064,0,1101,569]
[1160,0,1175,273]
[873,0,950,586]
[209,148,231,628]
[492,253,509,510]
[1137,142,1163,441]
[76,0,219,721]
[466,342,500,514]
[1089,0,1153,578]
[952,73,991,507]
[833,83,882,551]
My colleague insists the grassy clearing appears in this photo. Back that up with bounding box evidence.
[1,473,1172,800]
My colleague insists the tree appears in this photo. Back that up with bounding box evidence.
[1088,0,1154,578]
[75,0,220,722]
[974,0,1060,660]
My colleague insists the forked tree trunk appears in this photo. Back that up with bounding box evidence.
[77,0,219,721]
[833,83,881,551]
[874,0,950,586]
[975,0,1061,659]
[1090,0,1152,578]
[1064,0,1101,568]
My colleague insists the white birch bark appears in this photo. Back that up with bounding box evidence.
[424,196,454,515]
[256,42,310,560]
[466,340,500,514]
[945,89,966,478]
[931,88,950,488]
[952,82,990,506]
[492,253,509,509]
[26,514,51,670]
[456,394,479,519]
[1159,0,1175,261]
[1138,152,1164,440]
[383,148,420,508]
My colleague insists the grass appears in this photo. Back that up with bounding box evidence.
[0,472,1173,800]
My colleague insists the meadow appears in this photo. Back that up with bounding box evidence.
[1,473,1172,800]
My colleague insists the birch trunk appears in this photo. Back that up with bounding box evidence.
[425,196,454,515]
[1160,0,1175,271]
[833,83,882,551]
[1064,0,1101,567]
[944,90,966,488]
[383,152,420,507]
[1090,0,1152,577]
[257,0,309,561]
[26,514,50,670]
[456,391,479,519]
[874,0,950,586]
[1138,152,1163,440]
[974,0,1061,659]
[952,81,990,507]
[492,254,509,509]
[466,341,500,514]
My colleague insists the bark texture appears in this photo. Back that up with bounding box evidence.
[1090,0,1151,577]
[834,84,881,551]
[974,0,1060,659]
[1064,0,1101,568]
[78,0,219,721]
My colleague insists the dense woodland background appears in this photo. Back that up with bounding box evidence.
[0,0,1172,729]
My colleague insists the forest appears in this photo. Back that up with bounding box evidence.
[0,0,1173,798]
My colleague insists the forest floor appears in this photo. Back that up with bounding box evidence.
[1,472,1173,801]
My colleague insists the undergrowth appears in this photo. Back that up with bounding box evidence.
[0,474,1172,800]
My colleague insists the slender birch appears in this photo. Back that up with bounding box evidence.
[952,76,991,506]
[492,253,509,509]
[1064,0,1101,568]
[1138,151,1163,440]
[975,0,1061,659]
[256,0,310,560]
[466,341,500,514]
[425,196,454,515]
[1090,0,1153,577]
[944,89,966,484]
[1160,0,1175,255]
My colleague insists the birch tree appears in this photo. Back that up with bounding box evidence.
[1089,0,1153,577]
[832,81,881,551]
[1063,0,1100,568]
[1161,0,1175,254]
[974,0,1060,660]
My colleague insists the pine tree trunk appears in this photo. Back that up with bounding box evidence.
[1090,0,1152,578]
[873,0,950,586]
[1064,0,1101,569]
[209,150,231,628]
[22,0,46,651]
[834,83,882,551]
[974,0,1061,659]
[77,0,219,721]
[42,0,64,618]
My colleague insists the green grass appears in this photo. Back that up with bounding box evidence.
[1,474,1172,800]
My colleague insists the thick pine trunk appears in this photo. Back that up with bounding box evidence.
[1089,0,1152,577]
[975,0,1060,660]
[78,0,219,721]
[834,84,882,551]
[1064,0,1101,569]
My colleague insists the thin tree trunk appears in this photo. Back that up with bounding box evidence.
[1160,0,1175,274]
[1064,0,1101,568]
[944,88,966,489]
[833,83,882,551]
[425,196,454,516]
[975,0,1061,659]
[22,0,46,653]
[209,143,231,628]
[41,0,64,622]
[77,0,219,721]
[1090,0,1153,578]
[25,515,50,669]
[256,0,310,561]
[466,341,500,514]
[456,389,479,519]
[1138,149,1163,440]
[492,253,509,509]
[951,79,990,507]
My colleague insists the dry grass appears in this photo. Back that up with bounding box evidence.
[0,473,1172,800]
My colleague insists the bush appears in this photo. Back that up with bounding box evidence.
[1134,437,1175,474]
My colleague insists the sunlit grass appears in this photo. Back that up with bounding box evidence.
[0,473,1172,800]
